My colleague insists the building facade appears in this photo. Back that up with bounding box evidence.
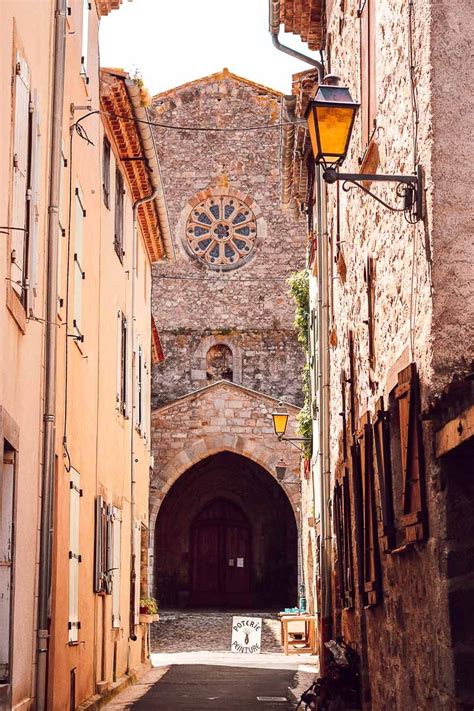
[149,70,307,611]
[1,2,171,709]
[272,0,474,709]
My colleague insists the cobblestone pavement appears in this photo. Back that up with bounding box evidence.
[150,610,284,654]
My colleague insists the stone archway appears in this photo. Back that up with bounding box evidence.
[154,451,298,609]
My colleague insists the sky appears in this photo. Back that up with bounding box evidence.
[99,0,316,96]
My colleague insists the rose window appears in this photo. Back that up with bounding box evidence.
[186,195,257,268]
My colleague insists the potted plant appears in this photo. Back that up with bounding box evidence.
[139,598,159,624]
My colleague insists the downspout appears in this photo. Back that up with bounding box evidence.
[316,164,332,669]
[269,0,324,71]
[36,1,67,709]
[129,189,157,645]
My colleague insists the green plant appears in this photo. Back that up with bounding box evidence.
[140,597,158,615]
[288,269,310,350]
[288,271,313,458]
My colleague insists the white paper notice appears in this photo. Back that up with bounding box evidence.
[237,557,244,568]
[228,559,235,566]
[231,616,262,654]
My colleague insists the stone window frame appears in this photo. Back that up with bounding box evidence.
[176,186,265,272]
[193,335,243,385]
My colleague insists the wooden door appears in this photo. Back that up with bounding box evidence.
[189,499,251,607]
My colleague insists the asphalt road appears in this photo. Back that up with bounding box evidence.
[106,663,296,710]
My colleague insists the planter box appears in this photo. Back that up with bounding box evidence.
[139,613,159,624]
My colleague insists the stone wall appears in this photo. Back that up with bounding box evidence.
[149,69,306,408]
[294,0,472,708]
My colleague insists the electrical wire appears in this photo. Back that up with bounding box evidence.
[73,109,305,136]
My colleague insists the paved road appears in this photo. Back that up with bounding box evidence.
[104,611,318,710]
[106,663,295,710]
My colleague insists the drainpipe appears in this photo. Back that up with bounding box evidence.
[36,1,67,709]
[316,164,332,670]
[269,0,324,73]
[129,189,157,645]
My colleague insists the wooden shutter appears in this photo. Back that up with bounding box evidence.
[116,311,122,410]
[359,0,377,147]
[373,397,395,551]
[80,0,90,82]
[94,496,103,593]
[340,369,348,462]
[359,413,380,606]
[112,507,121,628]
[103,137,110,208]
[366,256,376,373]
[121,315,129,418]
[342,473,354,608]
[26,90,41,316]
[142,359,149,442]
[134,337,142,432]
[348,331,359,435]
[350,437,364,596]
[395,363,426,543]
[334,481,345,607]
[11,52,31,297]
[132,521,141,625]
[68,468,81,642]
[114,169,124,260]
[73,187,85,339]
[106,504,114,595]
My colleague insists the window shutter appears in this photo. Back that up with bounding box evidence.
[142,360,149,442]
[123,316,129,418]
[11,52,31,297]
[94,496,103,593]
[73,187,85,340]
[359,413,380,606]
[68,468,81,642]
[366,256,376,373]
[340,369,348,462]
[373,397,394,551]
[106,504,114,595]
[342,473,354,608]
[134,337,141,432]
[112,507,121,628]
[348,331,359,435]
[116,311,122,410]
[132,521,141,625]
[395,363,426,543]
[350,437,364,596]
[334,481,345,606]
[80,0,90,82]
[26,90,41,316]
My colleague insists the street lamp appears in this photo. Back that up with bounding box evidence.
[305,84,359,167]
[305,77,425,223]
[275,459,288,481]
[271,402,311,453]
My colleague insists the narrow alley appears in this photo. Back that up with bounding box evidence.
[102,612,317,710]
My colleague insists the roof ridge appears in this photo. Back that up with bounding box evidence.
[152,67,282,99]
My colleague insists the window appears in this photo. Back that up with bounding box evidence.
[373,397,395,552]
[73,187,86,340]
[10,52,41,314]
[114,168,124,261]
[131,520,141,628]
[57,144,67,311]
[68,468,82,643]
[80,0,90,84]
[358,412,381,606]
[135,338,143,433]
[365,256,376,375]
[116,311,128,416]
[185,193,257,270]
[206,344,233,382]
[359,0,377,148]
[103,137,110,209]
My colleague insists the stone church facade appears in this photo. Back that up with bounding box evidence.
[149,70,307,608]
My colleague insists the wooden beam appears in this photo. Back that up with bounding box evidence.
[435,404,474,458]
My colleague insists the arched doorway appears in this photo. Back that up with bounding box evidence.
[190,499,251,607]
[155,451,298,609]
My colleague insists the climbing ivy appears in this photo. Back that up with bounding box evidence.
[288,270,313,459]
[288,269,310,351]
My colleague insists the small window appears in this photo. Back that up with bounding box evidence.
[206,344,233,382]
[114,168,124,262]
[103,137,110,209]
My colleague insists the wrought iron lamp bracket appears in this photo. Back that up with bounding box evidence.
[277,435,311,453]
[323,164,425,223]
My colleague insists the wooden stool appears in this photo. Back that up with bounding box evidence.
[280,614,317,655]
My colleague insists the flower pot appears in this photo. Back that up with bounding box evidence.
[139,613,159,624]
